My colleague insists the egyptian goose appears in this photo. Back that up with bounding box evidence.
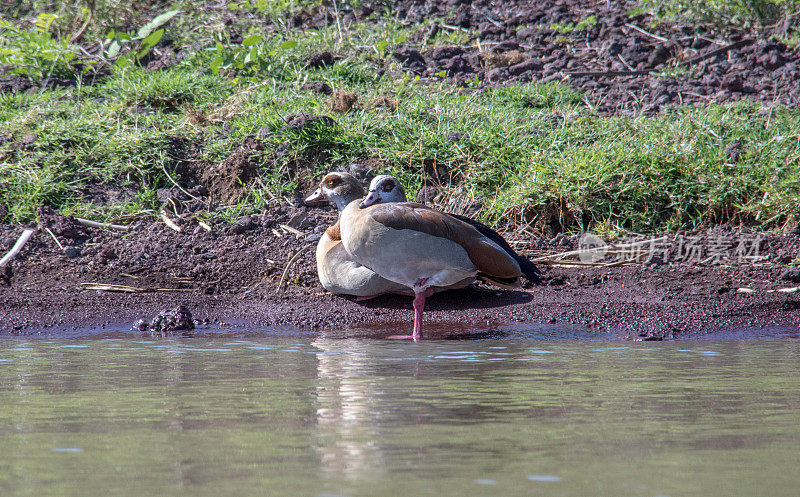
[305,173,408,297]
[339,189,522,340]
[361,175,540,283]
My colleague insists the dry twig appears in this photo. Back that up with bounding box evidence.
[529,236,669,266]
[160,210,183,233]
[80,282,193,293]
[624,23,668,42]
[276,244,311,293]
[0,228,35,267]
[44,227,65,251]
[74,217,129,231]
[279,224,305,237]
[679,38,753,67]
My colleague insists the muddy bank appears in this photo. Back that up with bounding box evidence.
[1,206,798,339]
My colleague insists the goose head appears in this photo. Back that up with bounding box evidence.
[359,174,406,208]
[305,172,365,211]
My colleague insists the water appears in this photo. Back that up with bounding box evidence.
[1,331,799,496]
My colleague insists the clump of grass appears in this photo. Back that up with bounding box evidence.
[636,0,799,31]
[1,0,799,235]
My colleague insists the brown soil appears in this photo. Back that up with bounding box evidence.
[334,0,800,115]
[2,207,798,339]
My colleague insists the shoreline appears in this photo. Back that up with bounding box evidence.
[2,208,798,339]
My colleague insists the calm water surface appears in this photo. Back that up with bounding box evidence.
[1,329,799,496]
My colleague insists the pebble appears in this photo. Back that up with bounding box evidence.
[64,246,81,258]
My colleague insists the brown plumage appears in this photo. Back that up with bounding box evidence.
[367,202,522,287]
[340,199,522,339]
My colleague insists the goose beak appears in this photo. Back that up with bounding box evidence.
[304,187,326,206]
[359,190,381,208]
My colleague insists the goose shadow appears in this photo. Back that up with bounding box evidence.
[342,286,533,312]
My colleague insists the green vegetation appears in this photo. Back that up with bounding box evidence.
[637,0,800,30]
[1,1,799,235]
[550,15,598,34]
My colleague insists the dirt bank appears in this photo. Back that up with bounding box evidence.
[2,206,798,339]
[381,0,800,114]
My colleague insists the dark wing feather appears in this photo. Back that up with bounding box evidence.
[366,203,521,281]
[447,213,541,284]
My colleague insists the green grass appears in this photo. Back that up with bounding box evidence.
[636,0,800,31]
[1,1,799,234]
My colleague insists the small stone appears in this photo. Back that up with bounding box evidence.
[21,133,37,145]
[98,247,117,262]
[132,319,149,332]
[721,74,744,92]
[229,222,248,235]
[286,210,312,230]
[64,246,81,258]
[148,305,195,332]
[725,142,742,163]
[283,113,336,131]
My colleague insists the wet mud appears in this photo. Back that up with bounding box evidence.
[1,206,798,339]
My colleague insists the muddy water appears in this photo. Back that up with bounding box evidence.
[1,333,799,496]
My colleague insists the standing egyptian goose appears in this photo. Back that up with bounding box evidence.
[339,193,522,340]
[305,173,408,297]
[361,175,541,283]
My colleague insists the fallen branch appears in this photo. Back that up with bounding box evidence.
[80,282,193,293]
[81,283,142,292]
[275,244,311,293]
[624,23,668,43]
[769,286,799,294]
[68,7,93,43]
[566,69,653,78]
[679,38,753,67]
[0,228,35,267]
[74,217,129,232]
[440,23,471,33]
[279,224,305,237]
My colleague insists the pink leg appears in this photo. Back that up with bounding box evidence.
[387,288,433,341]
[411,288,434,341]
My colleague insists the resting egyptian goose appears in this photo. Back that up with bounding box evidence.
[340,186,522,340]
[305,173,408,297]
[361,175,541,283]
